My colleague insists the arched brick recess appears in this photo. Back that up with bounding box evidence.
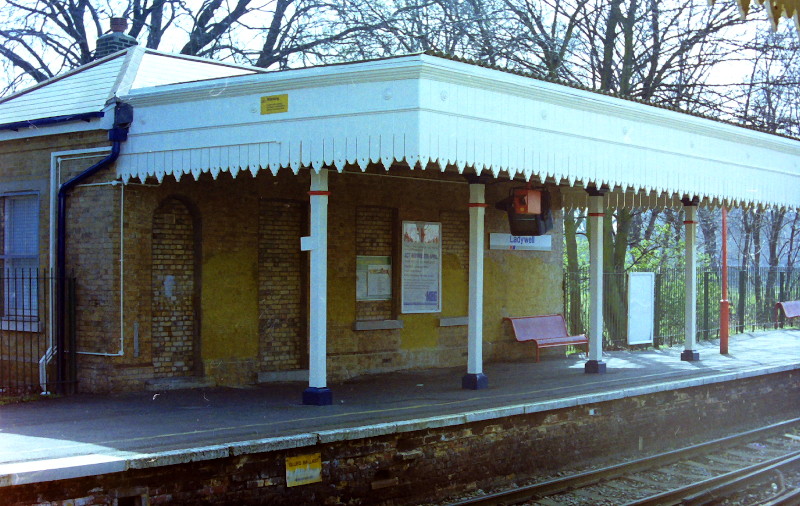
[151,198,199,378]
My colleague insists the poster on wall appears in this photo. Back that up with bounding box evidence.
[356,256,392,301]
[401,221,441,313]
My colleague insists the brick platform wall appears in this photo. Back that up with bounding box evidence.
[258,199,306,371]
[3,371,798,505]
[151,198,196,378]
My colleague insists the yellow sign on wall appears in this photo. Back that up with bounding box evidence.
[286,453,322,487]
[261,94,289,115]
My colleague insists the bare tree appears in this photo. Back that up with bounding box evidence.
[326,0,510,64]
[511,0,754,344]
[500,0,589,79]
[734,29,800,137]
[698,207,719,270]
[0,0,402,95]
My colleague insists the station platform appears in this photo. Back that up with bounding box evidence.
[0,329,798,488]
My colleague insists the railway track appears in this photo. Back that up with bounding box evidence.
[447,418,800,506]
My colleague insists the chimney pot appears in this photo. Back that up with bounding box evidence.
[110,17,127,33]
[93,17,137,60]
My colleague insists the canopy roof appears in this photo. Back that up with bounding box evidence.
[0,46,262,135]
[117,53,799,210]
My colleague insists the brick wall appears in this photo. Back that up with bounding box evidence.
[3,371,798,505]
[0,130,108,278]
[438,209,470,353]
[0,131,107,183]
[23,160,565,392]
[67,181,121,355]
[151,198,197,378]
[258,199,306,371]
[355,206,394,321]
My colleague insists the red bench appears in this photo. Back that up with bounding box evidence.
[504,314,589,362]
[775,301,800,328]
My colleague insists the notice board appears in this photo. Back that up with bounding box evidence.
[401,221,441,313]
[627,272,655,345]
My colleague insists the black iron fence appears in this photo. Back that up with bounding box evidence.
[0,270,76,398]
[564,266,800,349]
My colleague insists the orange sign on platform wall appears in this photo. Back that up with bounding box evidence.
[512,189,541,215]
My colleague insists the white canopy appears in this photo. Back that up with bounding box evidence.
[117,53,800,210]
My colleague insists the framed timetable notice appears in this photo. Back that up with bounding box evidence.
[356,256,392,301]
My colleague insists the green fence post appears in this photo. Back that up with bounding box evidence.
[779,271,786,328]
[738,268,747,334]
[654,272,661,347]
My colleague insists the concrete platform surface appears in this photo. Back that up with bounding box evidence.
[0,330,797,486]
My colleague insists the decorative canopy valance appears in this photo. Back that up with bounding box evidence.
[711,0,800,31]
[117,54,800,210]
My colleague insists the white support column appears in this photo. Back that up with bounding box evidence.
[585,190,606,374]
[681,200,700,361]
[463,183,488,390]
[302,169,332,404]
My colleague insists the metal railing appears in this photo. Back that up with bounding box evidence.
[563,266,800,349]
[0,270,75,397]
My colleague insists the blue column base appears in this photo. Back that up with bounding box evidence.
[681,350,700,362]
[461,373,489,390]
[302,387,332,406]
[584,360,607,374]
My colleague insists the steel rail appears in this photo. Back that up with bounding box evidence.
[758,486,800,506]
[446,417,800,506]
[625,451,800,505]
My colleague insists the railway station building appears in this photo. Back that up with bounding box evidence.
[0,46,798,403]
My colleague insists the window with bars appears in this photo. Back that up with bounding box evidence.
[1,194,39,319]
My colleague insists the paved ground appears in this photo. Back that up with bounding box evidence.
[0,329,797,484]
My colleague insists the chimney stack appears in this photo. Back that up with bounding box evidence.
[94,17,138,60]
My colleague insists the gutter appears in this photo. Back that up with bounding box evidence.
[0,112,105,132]
[54,102,133,394]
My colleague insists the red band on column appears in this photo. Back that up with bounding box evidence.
[308,191,331,196]
[683,220,697,225]
[588,213,604,217]
[468,203,489,208]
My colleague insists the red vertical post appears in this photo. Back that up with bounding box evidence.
[720,206,729,354]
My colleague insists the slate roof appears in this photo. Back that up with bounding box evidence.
[0,46,264,130]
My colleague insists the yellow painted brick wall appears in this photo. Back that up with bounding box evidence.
[259,198,306,371]
[53,159,563,392]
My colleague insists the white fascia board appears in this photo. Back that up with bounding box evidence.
[416,55,799,160]
[416,54,798,155]
[120,54,427,108]
[117,63,423,181]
